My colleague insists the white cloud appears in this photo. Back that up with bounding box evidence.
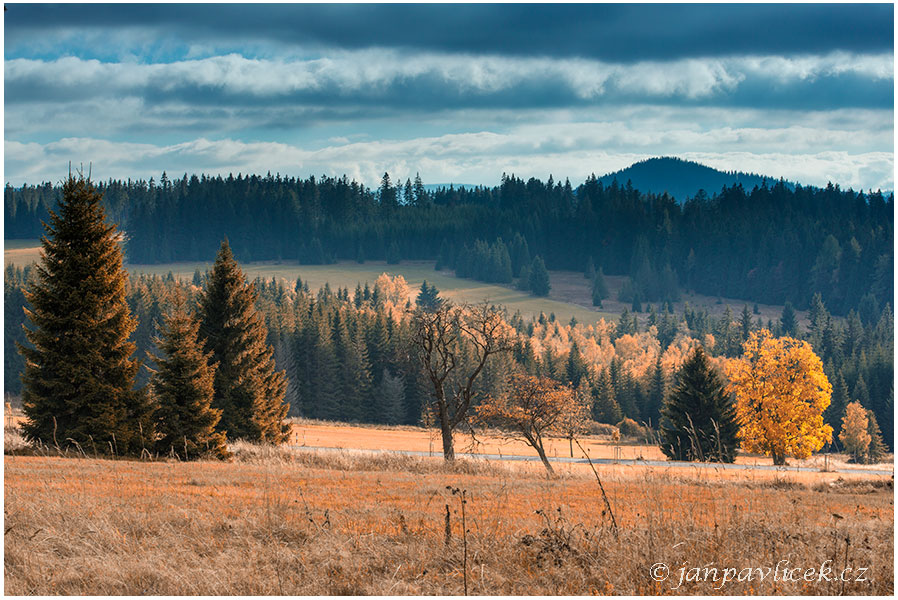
[5,128,893,192]
[5,50,892,186]
[6,50,892,106]
[741,51,894,82]
[5,46,892,192]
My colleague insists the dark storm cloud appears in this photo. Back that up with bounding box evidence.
[716,72,895,112]
[4,3,893,61]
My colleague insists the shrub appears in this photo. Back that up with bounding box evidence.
[616,417,647,440]
[587,422,620,438]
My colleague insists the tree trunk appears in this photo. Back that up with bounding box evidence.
[535,444,555,475]
[569,436,573,458]
[439,406,455,461]
[772,451,786,466]
[531,435,554,475]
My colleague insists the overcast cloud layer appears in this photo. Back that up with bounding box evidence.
[3,3,894,191]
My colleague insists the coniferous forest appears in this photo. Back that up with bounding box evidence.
[4,167,894,451]
[6,167,892,316]
[6,257,893,452]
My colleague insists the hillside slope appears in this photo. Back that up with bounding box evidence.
[598,156,795,202]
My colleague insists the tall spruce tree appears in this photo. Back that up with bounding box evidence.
[739,304,753,342]
[416,280,443,312]
[853,375,871,408]
[826,370,850,440]
[865,408,887,463]
[565,342,589,387]
[306,310,341,420]
[378,368,406,425]
[20,174,153,455]
[386,240,401,264]
[509,233,530,278]
[5,266,30,398]
[584,256,596,280]
[660,346,739,462]
[273,334,301,416]
[149,289,229,459]
[616,370,639,419]
[780,302,798,337]
[529,255,551,297]
[592,369,622,424]
[644,356,666,428]
[592,268,609,308]
[336,318,372,422]
[197,240,289,443]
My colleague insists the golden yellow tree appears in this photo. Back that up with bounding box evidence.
[726,330,832,465]
[839,402,871,463]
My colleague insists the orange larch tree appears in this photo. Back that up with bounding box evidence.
[476,374,584,474]
[555,381,593,458]
[839,401,871,463]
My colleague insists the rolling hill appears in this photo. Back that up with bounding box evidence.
[598,156,796,202]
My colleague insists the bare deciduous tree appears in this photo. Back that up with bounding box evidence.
[412,301,514,461]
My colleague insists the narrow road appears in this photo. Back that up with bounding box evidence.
[291,445,894,477]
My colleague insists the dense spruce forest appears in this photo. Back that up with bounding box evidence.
[6,166,893,317]
[5,263,893,450]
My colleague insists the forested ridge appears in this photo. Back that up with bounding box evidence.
[6,164,893,316]
[597,156,796,203]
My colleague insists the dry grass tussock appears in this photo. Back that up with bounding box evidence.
[288,416,429,433]
[5,438,893,596]
[798,452,893,471]
[4,426,31,453]
[229,439,512,477]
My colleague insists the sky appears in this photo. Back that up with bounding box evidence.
[3,3,894,191]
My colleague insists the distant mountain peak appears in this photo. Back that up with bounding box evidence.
[597,156,795,202]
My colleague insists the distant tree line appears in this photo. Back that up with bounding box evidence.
[445,235,551,297]
[6,171,892,316]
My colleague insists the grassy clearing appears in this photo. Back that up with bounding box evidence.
[126,259,621,325]
[3,240,43,269]
[4,239,615,324]
[4,444,892,595]
[5,239,807,326]
[282,418,894,474]
[285,418,665,462]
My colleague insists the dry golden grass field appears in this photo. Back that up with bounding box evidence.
[4,424,894,595]
[288,419,667,461]
[285,419,895,474]
[0,243,877,595]
[8,411,888,474]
